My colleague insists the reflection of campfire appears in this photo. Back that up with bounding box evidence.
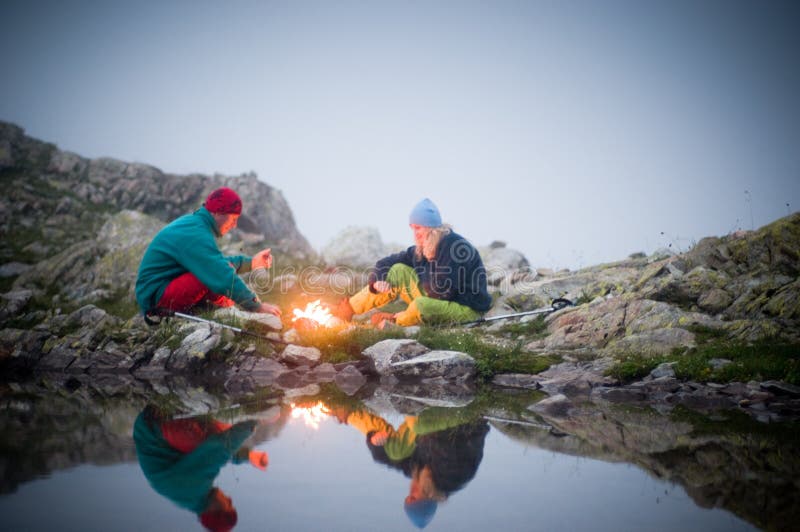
[290,402,330,430]
[292,299,334,330]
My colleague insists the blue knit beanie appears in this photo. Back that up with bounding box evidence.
[409,198,442,227]
[404,499,438,529]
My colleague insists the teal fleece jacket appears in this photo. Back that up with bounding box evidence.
[135,206,260,314]
[133,412,255,514]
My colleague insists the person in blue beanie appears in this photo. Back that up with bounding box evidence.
[332,198,492,327]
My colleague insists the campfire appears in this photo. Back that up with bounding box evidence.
[289,401,330,430]
[292,299,335,331]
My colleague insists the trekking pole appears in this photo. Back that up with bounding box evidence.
[171,311,287,345]
[461,298,574,326]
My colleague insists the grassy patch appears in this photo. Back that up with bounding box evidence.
[492,315,548,337]
[94,289,140,320]
[674,340,800,385]
[296,325,404,363]
[605,352,670,382]
[607,338,800,385]
[415,327,561,380]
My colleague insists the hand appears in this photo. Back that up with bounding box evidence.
[370,430,389,446]
[256,302,282,316]
[373,280,391,293]
[249,450,269,471]
[370,312,396,326]
[251,248,273,270]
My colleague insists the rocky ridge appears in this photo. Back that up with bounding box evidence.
[1,122,799,423]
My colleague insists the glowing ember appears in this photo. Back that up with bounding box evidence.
[290,402,330,429]
[292,299,334,328]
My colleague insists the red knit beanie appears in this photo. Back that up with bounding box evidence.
[205,187,242,215]
[199,509,237,532]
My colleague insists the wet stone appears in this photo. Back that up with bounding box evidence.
[760,380,800,398]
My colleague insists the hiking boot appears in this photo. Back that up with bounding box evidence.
[331,298,355,321]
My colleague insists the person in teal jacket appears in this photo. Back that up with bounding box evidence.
[133,405,269,532]
[135,187,281,318]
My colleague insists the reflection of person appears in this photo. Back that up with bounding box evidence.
[370,420,490,529]
[135,187,281,320]
[332,198,492,327]
[133,405,269,532]
[332,404,489,529]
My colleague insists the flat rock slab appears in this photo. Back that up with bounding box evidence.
[280,344,322,366]
[362,339,430,375]
[389,350,477,382]
[213,307,282,331]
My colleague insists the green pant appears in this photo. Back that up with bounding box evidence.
[349,264,481,326]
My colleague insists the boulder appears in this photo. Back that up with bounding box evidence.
[362,339,430,375]
[213,307,282,331]
[389,350,477,382]
[280,344,322,366]
[322,226,395,268]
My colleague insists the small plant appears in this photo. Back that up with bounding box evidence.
[494,315,548,337]
[606,338,800,385]
[605,352,669,382]
[415,327,560,380]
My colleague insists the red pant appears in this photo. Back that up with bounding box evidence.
[156,272,235,312]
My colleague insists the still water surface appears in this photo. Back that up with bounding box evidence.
[0,384,780,531]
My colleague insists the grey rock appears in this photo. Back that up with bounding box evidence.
[698,288,733,313]
[389,350,477,382]
[709,358,733,370]
[280,344,322,366]
[492,373,544,389]
[0,262,32,278]
[1,289,34,318]
[761,380,800,398]
[322,226,396,268]
[334,365,367,395]
[362,339,430,375]
[630,376,681,394]
[213,307,282,331]
[309,362,337,382]
[650,362,677,379]
[591,387,648,403]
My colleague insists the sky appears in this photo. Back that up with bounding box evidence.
[1,0,799,269]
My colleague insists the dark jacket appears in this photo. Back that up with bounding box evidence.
[368,231,492,312]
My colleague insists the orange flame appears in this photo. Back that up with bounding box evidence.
[292,299,334,327]
[289,401,330,430]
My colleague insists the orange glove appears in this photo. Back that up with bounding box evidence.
[249,450,269,471]
[251,248,272,270]
[370,312,395,326]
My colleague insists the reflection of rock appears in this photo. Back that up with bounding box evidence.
[334,365,367,395]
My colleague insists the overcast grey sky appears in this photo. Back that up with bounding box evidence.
[2,0,798,269]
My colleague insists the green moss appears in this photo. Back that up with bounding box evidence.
[493,315,548,337]
[94,289,139,320]
[415,327,560,380]
[607,338,800,385]
[606,352,670,382]
[686,324,728,344]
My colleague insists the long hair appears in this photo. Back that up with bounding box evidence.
[414,224,452,261]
